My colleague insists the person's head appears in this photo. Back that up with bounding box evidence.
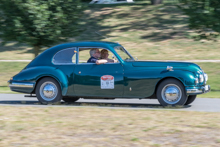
[101,49,109,59]
[90,48,100,58]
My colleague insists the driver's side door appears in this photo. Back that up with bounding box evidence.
[73,47,124,97]
[73,63,124,97]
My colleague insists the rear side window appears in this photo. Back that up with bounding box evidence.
[52,48,76,64]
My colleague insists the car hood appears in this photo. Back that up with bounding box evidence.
[131,61,203,74]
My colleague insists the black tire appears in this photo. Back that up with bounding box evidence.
[185,95,197,105]
[156,79,187,106]
[62,97,79,103]
[36,77,62,104]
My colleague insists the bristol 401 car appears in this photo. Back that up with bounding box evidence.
[8,41,210,106]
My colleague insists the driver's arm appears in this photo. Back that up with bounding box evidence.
[96,59,108,65]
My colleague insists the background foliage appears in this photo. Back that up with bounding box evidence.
[0,0,85,56]
[178,0,220,40]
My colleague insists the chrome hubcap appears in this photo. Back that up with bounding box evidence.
[161,84,182,104]
[40,82,58,101]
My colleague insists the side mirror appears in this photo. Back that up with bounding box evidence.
[135,57,138,61]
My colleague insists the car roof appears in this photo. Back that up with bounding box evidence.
[25,41,121,68]
[55,41,120,48]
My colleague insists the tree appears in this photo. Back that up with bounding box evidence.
[151,0,163,5]
[178,0,220,40]
[0,0,85,57]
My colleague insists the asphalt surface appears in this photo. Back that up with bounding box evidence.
[0,94,219,112]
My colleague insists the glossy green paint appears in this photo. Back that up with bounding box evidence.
[11,66,69,95]
[9,41,207,98]
[73,63,124,97]
[122,61,201,98]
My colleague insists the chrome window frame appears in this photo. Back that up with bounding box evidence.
[52,47,77,65]
[114,46,135,61]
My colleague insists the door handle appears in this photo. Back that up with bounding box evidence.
[79,71,81,74]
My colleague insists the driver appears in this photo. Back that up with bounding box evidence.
[87,48,108,65]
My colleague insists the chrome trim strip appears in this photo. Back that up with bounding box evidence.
[9,82,34,88]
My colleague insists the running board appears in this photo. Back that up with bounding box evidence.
[24,94,36,97]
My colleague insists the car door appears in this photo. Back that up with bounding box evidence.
[73,48,124,98]
[52,47,77,96]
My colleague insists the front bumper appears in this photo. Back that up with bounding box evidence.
[186,85,210,95]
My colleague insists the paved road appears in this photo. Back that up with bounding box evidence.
[0,94,219,112]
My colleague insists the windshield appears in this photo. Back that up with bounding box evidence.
[114,46,134,61]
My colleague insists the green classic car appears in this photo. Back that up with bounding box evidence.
[8,41,210,106]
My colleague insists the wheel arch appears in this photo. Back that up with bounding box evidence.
[32,73,68,96]
[33,76,61,93]
[154,77,185,96]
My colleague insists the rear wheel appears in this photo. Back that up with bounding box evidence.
[62,97,79,103]
[36,77,62,104]
[185,95,197,105]
[156,79,187,106]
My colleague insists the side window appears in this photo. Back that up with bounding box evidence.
[53,48,76,64]
[78,49,90,63]
[78,48,119,64]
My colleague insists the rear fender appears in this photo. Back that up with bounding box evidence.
[12,66,68,95]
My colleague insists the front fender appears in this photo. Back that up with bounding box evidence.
[158,70,196,87]
[151,69,196,96]
[12,66,68,95]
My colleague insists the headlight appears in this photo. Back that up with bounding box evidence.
[204,73,208,82]
[199,74,204,83]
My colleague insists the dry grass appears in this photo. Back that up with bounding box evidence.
[0,106,219,146]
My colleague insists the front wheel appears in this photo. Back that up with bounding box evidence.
[185,95,197,105]
[156,79,187,106]
[36,77,62,104]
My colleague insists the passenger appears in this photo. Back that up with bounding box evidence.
[87,48,108,64]
[100,49,115,63]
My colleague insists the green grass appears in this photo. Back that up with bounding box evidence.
[0,62,219,98]
[0,62,28,87]
[196,62,220,98]
[0,86,16,94]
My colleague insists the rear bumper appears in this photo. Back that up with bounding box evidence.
[8,80,35,94]
[186,85,210,95]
